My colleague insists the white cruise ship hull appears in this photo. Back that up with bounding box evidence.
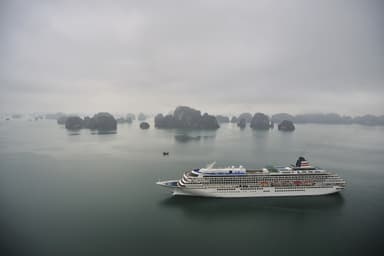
[157,159,346,198]
[173,187,342,198]
[157,181,344,198]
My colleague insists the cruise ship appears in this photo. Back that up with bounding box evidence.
[156,157,346,198]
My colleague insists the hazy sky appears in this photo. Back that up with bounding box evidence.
[1,0,383,115]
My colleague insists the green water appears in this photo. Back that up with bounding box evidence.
[0,120,383,256]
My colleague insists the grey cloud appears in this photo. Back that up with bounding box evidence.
[0,0,383,114]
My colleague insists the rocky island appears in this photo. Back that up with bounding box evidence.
[238,113,253,123]
[138,113,147,121]
[126,113,136,121]
[215,115,230,123]
[140,122,150,129]
[62,112,117,132]
[155,106,219,129]
[237,118,246,128]
[65,116,83,130]
[57,115,68,125]
[278,120,295,131]
[88,112,117,131]
[250,113,273,130]
[271,113,384,126]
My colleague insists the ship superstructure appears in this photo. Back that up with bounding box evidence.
[156,157,346,198]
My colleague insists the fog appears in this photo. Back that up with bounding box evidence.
[1,0,383,115]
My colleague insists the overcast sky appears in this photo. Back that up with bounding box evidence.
[0,0,383,115]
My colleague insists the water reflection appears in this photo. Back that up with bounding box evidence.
[170,129,217,143]
[90,130,117,135]
[174,134,215,143]
[252,129,271,138]
[174,134,200,142]
[66,131,81,136]
[160,194,345,219]
[67,130,117,136]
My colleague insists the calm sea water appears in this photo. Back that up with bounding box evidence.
[0,119,383,256]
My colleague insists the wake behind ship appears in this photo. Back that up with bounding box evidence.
[156,157,346,198]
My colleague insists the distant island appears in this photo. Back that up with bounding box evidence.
[250,113,274,130]
[270,113,384,126]
[237,118,246,128]
[238,113,253,123]
[155,106,220,129]
[215,115,230,123]
[228,112,384,129]
[40,110,384,133]
[58,112,117,132]
[278,120,295,131]
[140,122,150,129]
[137,113,147,121]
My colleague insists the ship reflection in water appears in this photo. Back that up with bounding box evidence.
[174,134,216,143]
[159,194,345,219]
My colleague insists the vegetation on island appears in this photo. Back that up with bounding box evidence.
[278,120,295,131]
[237,118,246,129]
[42,109,384,135]
[238,113,253,123]
[61,112,117,131]
[250,113,273,130]
[155,106,219,129]
[137,113,147,121]
[215,115,230,123]
[271,113,384,126]
[140,122,150,129]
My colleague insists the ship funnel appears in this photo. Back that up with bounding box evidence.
[296,156,312,168]
[296,156,306,167]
